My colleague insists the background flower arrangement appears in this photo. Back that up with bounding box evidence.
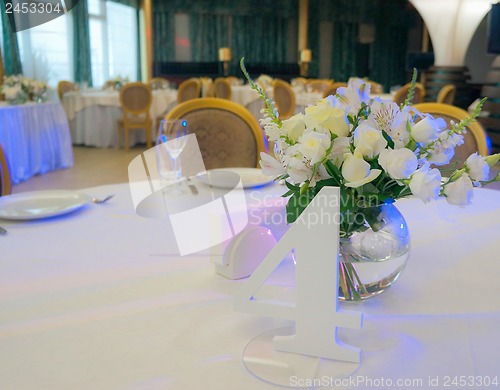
[241,58,500,300]
[1,75,49,104]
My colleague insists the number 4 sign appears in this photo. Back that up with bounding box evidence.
[235,187,363,363]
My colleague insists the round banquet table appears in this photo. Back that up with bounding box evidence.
[62,89,178,148]
[0,182,499,389]
[0,101,73,184]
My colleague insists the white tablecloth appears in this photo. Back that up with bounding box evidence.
[232,85,322,121]
[1,182,499,389]
[62,90,178,148]
[0,101,73,184]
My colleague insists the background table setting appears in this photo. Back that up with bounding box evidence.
[1,169,500,388]
[61,89,178,148]
[0,101,73,184]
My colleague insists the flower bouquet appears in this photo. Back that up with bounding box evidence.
[240,58,500,301]
[1,75,29,104]
[1,75,49,104]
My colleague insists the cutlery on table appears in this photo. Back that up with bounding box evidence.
[0,226,7,235]
[186,178,198,195]
[92,194,115,204]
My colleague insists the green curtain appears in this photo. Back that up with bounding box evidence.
[231,15,287,65]
[72,0,93,85]
[371,0,409,91]
[152,3,175,62]
[331,22,358,82]
[0,1,23,75]
[190,14,230,62]
[152,0,297,64]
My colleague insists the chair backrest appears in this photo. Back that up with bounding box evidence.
[413,102,490,170]
[322,82,348,98]
[393,82,425,106]
[307,79,333,93]
[57,80,77,100]
[436,84,456,105]
[365,79,384,94]
[213,78,232,100]
[0,144,12,196]
[165,98,265,169]
[225,76,241,86]
[119,82,153,118]
[149,77,170,90]
[273,79,296,120]
[177,78,201,103]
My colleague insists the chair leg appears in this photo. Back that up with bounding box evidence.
[117,124,122,149]
[125,127,130,152]
[146,124,152,149]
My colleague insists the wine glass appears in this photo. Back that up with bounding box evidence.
[156,119,188,188]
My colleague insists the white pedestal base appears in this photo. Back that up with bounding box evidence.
[242,327,360,388]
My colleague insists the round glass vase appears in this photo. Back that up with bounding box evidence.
[338,203,410,301]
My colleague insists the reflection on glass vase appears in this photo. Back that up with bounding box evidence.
[338,203,410,301]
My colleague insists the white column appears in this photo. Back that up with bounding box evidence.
[410,0,495,66]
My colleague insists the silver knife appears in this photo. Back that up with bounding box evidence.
[186,177,198,195]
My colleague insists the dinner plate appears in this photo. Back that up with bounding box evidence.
[196,168,274,189]
[0,190,91,220]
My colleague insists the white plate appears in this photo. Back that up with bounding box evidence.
[196,168,274,189]
[0,190,91,220]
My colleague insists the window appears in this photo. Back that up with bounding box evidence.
[88,0,138,87]
[17,14,73,86]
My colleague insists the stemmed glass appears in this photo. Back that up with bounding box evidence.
[156,119,188,188]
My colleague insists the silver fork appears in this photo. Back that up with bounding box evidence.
[92,194,115,204]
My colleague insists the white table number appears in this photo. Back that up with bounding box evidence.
[235,186,363,363]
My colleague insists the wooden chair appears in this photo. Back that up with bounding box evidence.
[306,79,333,93]
[149,77,170,90]
[225,76,241,86]
[165,98,265,169]
[322,82,348,98]
[57,80,77,100]
[436,84,456,105]
[272,79,296,120]
[213,78,232,100]
[365,79,384,94]
[118,82,153,151]
[177,78,201,103]
[393,82,426,106]
[413,102,490,170]
[0,145,12,196]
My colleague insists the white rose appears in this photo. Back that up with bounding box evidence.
[409,163,442,203]
[465,152,489,182]
[260,152,285,177]
[353,123,387,159]
[304,99,349,137]
[342,153,381,188]
[444,174,473,206]
[281,113,306,142]
[410,116,445,144]
[427,146,455,166]
[297,131,330,164]
[378,148,418,179]
[328,136,351,167]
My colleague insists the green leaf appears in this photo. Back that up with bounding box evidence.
[382,131,395,149]
[285,191,315,224]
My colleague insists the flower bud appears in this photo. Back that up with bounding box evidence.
[485,153,500,167]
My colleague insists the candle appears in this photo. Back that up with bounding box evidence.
[219,47,232,62]
[300,49,312,63]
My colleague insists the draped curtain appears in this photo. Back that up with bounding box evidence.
[0,1,23,75]
[72,0,93,85]
[331,22,358,82]
[308,0,408,89]
[152,0,296,65]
